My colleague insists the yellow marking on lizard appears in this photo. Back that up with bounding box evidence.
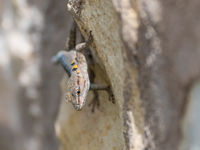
[71,60,75,65]
[76,70,80,74]
[72,64,78,71]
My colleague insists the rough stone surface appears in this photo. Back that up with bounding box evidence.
[56,0,144,150]
[56,0,200,150]
[1,0,200,150]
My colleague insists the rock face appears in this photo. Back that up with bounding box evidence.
[1,0,200,150]
[56,0,200,150]
[56,0,144,149]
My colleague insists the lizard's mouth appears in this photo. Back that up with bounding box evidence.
[71,94,87,111]
[72,103,84,111]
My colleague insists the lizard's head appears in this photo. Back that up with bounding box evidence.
[65,74,90,111]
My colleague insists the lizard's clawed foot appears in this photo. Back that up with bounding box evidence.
[88,30,93,43]
[88,91,100,113]
[107,87,115,104]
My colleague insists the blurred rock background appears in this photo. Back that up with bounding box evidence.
[1,0,200,150]
[0,0,73,150]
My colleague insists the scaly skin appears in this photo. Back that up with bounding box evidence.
[52,22,114,111]
[52,50,90,110]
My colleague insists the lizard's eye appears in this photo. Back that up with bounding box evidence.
[77,90,81,96]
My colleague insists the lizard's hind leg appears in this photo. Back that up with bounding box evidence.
[75,31,93,52]
[65,21,77,50]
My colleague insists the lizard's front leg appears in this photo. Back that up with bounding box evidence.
[90,83,115,103]
[88,90,99,112]
[89,83,115,112]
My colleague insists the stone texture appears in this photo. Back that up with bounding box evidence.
[56,0,144,150]
[1,0,200,150]
[56,0,200,150]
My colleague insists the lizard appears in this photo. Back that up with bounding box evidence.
[52,22,114,111]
